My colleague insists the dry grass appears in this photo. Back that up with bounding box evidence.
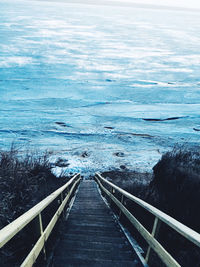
[102,148,200,266]
[0,147,69,266]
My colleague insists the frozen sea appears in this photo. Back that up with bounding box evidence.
[0,0,200,175]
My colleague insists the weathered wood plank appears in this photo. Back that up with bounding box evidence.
[51,180,142,267]
[0,174,80,249]
[95,173,200,249]
[21,178,81,267]
[96,177,180,267]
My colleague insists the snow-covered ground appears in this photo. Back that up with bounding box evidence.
[0,0,200,176]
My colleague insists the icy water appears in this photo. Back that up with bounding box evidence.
[0,0,200,175]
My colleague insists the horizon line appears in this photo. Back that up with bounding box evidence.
[34,0,200,13]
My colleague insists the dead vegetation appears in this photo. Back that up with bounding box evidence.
[0,147,69,266]
[102,148,200,266]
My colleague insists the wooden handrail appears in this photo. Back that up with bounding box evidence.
[95,172,200,266]
[0,173,81,266]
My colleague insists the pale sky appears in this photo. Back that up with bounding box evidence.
[114,0,200,9]
[37,0,200,10]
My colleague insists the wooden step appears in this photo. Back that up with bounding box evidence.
[50,180,142,267]
[52,258,141,267]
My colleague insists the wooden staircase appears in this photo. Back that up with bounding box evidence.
[51,180,142,266]
[1,173,200,267]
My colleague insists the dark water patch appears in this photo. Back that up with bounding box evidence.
[54,157,69,167]
[143,116,185,122]
[104,126,115,130]
[114,131,154,138]
[165,117,184,121]
[132,80,158,85]
[18,137,30,141]
[0,130,14,133]
[193,128,200,132]
[81,101,111,108]
[0,129,41,136]
[120,165,128,170]
[44,131,102,138]
[130,133,154,138]
[73,151,90,158]
[55,122,68,127]
[114,152,125,157]
[81,151,90,158]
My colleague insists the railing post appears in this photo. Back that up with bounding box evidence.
[60,192,65,218]
[145,217,161,264]
[119,195,124,219]
[108,185,112,205]
[60,192,63,202]
[110,187,115,207]
[38,213,46,261]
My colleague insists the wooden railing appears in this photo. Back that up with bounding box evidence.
[95,172,200,267]
[0,173,81,267]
